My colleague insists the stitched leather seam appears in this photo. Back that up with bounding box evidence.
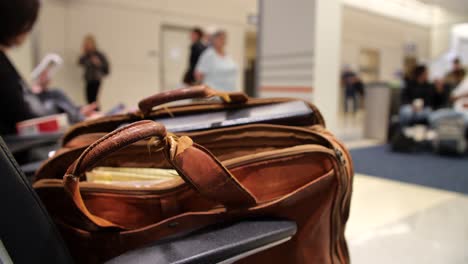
[197,146,256,205]
[174,149,255,206]
[209,172,255,204]
[73,121,157,175]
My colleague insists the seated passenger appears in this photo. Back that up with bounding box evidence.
[0,0,46,135]
[399,65,433,126]
[445,57,466,89]
[32,70,100,123]
[451,77,468,111]
[431,79,451,110]
[429,76,468,137]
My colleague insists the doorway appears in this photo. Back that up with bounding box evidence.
[160,26,192,91]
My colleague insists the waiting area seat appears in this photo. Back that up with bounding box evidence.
[3,132,63,155]
[3,133,62,178]
[108,219,296,264]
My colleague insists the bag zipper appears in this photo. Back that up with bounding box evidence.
[321,139,351,264]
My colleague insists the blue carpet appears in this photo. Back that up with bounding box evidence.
[350,145,468,195]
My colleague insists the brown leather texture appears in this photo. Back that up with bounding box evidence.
[138,85,249,115]
[34,89,351,264]
[61,88,325,147]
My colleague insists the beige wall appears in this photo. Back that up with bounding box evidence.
[6,38,34,79]
[36,0,256,110]
[341,6,431,82]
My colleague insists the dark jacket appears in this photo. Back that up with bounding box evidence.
[430,84,451,110]
[401,80,434,107]
[78,51,110,82]
[0,51,45,135]
[183,41,206,84]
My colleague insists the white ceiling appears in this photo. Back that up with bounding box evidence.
[343,0,434,26]
[343,0,468,26]
[418,0,468,14]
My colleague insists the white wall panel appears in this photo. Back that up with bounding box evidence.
[7,38,34,80]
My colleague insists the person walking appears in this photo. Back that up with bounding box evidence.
[195,30,238,92]
[78,35,110,106]
[341,67,359,114]
[183,27,206,85]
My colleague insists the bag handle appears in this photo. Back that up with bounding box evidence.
[64,120,257,229]
[137,85,249,115]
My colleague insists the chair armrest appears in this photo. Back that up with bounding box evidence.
[3,133,62,154]
[20,160,46,181]
[107,219,297,264]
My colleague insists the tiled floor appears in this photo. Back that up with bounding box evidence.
[338,113,468,263]
[336,115,365,142]
[346,172,468,263]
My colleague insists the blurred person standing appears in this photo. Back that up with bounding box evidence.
[78,35,110,106]
[183,27,206,85]
[0,0,49,135]
[341,66,359,114]
[195,30,238,92]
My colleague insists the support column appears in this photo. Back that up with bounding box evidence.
[257,0,342,132]
[312,0,342,132]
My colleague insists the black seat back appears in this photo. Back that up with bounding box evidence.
[0,137,72,263]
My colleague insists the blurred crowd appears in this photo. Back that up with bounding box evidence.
[399,58,467,128]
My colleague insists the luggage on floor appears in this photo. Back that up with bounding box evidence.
[390,125,422,153]
[432,112,467,155]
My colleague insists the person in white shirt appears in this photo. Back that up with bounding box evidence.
[195,30,238,92]
[429,76,468,132]
[451,76,468,112]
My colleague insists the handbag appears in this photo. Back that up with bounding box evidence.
[34,119,353,263]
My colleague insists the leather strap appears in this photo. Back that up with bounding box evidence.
[138,85,249,115]
[168,138,257,208]
[63,120,257,229]
[67,120,167,177]
[64,120,167,228]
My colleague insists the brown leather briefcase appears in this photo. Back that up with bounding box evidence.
[34,119,353,263]
[60,85,325,149]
